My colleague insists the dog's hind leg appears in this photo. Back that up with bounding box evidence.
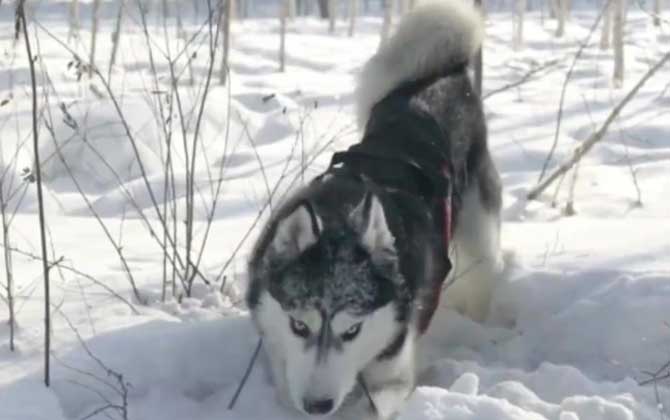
[444,170,502,322]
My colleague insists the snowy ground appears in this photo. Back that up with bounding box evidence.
[1,3,670,420]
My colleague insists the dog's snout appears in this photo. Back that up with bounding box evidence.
[303,398,334,415]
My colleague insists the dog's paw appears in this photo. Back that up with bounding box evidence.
[335,396,377,420]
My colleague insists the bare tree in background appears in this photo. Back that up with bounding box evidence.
[329,0,337,33]
[549,0,557,18]
[600,0,612,49]
[555,0,566,37]
[474,0,483,96]
[613,0,625,87]
[288,0,296,19]
[0,185,15,352]
[318,0,329,18]
[513,0,526,49]
[68,0,80,41]
[231,0,238,19]
[220,0,233,85]
[280,0,288,71]
[89,0,101,78]
[380,0,394,44]
[348,0,358,37]
[654,0,663,26]
[109,0,126,80]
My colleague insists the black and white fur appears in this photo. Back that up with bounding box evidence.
[247,1,501,419]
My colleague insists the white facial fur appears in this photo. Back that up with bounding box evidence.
[254,291,399,416]
[292,308,322,334]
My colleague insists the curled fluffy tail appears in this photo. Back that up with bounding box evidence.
[355,0,484,127]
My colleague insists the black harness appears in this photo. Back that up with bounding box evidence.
[322,89,455,334]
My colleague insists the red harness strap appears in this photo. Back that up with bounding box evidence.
[417,165,453,335]
[441,164,453,250]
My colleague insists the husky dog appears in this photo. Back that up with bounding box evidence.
[246,1,501,418]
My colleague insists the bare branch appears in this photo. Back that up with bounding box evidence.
[528,49,670,200]
[538,0,612,182]
[483,59,561,101]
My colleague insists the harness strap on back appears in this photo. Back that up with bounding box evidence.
[324,86,458,336]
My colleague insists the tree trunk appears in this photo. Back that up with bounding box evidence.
[162,0,170,20]
[348,0,358,36]
[89,0,101,78]
[193,0,200,23]
[288,0,296,18]
[1,193,15,352]
[600,0,611,49]
[613,0,625,88]
[513,0,526,49]
[68,0,80,41]
[329,0,337,33]
[220,0,233,85]
[654,0,662,26]
[380,0,394,45]
[318,0,329,18]
[234,0,239,19]
[279,0,288,71]
[555,0,566,37]
[399,0,410,14]
[109,0,126,79]
[473,0,483,96]
[176,1,195,85]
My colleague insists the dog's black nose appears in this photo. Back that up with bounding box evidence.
[303,398,334,415]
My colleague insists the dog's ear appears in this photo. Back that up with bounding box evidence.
[350,192,395,252]
[269,201,322,258]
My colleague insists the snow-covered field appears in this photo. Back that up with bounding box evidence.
[1,2,669,420]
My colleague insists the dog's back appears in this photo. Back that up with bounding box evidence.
[355,0,502,321]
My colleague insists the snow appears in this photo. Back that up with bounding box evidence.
[1,2,670,420]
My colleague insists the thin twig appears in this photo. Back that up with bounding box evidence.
[1,244,139,314]
[357,375,378,415]
[228,339,263,410]
[482,59,561,100]
[58,310,130,420]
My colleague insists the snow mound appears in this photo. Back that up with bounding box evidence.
[399,386,547,420]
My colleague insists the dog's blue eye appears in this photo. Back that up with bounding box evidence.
[341,322,362,342]
[289,317,310,338]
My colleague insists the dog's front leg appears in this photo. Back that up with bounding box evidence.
[354,334,417,419]
[361,375,415,419]
[261,339,293,409]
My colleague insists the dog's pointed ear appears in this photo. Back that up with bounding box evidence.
[350,192,395,252]
[269,201,322,258]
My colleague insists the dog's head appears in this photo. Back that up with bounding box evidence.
[248,192,410,416]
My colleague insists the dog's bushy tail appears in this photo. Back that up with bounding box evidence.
[355,0,484,127]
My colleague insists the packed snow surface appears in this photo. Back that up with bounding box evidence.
[1,3,669,420]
